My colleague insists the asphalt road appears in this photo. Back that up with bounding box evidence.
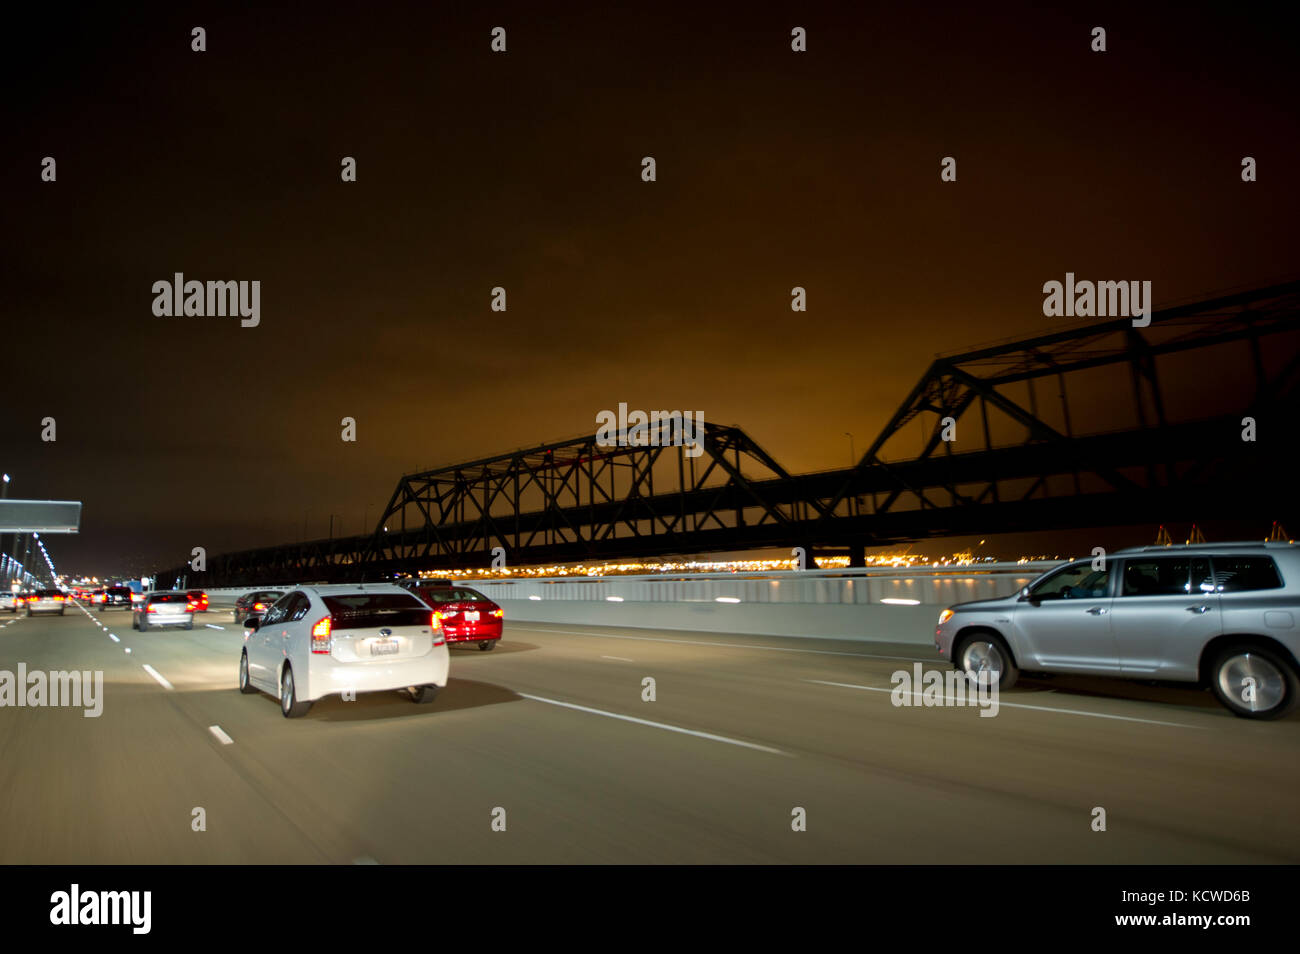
[1,599,1297,863]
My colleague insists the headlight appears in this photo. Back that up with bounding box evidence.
[937,608,954,626]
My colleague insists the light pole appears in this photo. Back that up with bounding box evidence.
[2,474,9,585]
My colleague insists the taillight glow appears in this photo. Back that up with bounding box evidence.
[310,616,332,653]
[147,604,157,612]
[490,608,503,617]
[253,602,264,610]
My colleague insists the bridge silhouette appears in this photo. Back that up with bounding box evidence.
[161,279,1300,586]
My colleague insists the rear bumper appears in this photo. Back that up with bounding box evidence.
[443,622,503,642]
[141,613,194,628]
[302,645,450,701]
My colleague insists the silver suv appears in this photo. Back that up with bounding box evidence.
[934,542,1300,719]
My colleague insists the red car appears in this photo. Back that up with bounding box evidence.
[186,589,209,612]
[403,582,502,650]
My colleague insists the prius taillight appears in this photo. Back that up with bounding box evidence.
[310,616,332,653]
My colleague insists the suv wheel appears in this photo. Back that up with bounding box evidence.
[955,631,1020,691]
[280,665,312,718]
[1209,646,1298,720]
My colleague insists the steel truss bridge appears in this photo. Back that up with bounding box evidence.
[161,280,1300,586]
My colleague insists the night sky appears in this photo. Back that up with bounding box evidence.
[4,2,1298,577]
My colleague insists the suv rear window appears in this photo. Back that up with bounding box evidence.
[35,589,61,597]
[151,593,190,604]
[106,587,132,596]
[323,593,431,629]
[1211,556,1283,592]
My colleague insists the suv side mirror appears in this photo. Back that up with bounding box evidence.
[1017,586,1039,605]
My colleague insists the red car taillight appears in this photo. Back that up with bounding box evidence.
[490,608,503,618]
[253,602,264,611]
[310,616,332,653]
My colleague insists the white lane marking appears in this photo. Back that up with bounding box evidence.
[514,625,929,662]
[108,633,120,643]
[142,664,174,690]
[518,692,791,756]
[806,680,1198,728]
[208,725,234,745]
[600,655,635,662]
[205,624,225,631]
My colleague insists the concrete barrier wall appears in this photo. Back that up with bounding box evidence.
[197,563,1061,646]
[471,565,1055,645]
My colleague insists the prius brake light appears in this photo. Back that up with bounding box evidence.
[311,616,332,653]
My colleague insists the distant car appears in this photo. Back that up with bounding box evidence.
[233,589,284,624]
[239,584,449,717]
[935,542,1300,720]
[133,591,196,631]
[88,588,105,605]
[100,585,134,611]
[402,581,503,650]
[26,588,67,616]
[186,589,209,612]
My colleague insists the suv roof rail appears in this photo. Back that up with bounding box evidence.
[1115,541,1297,554]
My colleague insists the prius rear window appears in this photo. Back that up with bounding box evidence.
[323,593,430,629]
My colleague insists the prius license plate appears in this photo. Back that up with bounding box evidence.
[370,638,399,656]
[464,611,480,622]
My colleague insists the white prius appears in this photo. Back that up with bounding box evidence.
[239,584,449,717]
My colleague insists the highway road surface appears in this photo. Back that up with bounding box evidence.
[1,599,1297,864]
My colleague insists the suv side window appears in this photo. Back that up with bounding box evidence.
[1120,557,1193,597]
[1029,563,1111,600]
[1211,556,1283,592]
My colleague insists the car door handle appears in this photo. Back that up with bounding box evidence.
[1186,605,1212,614]
[1086,606,1107,615]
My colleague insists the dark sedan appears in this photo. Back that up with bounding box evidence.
[233,590,285,624]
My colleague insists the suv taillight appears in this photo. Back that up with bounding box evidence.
[147,604,157,613]
[311,616,332,653]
